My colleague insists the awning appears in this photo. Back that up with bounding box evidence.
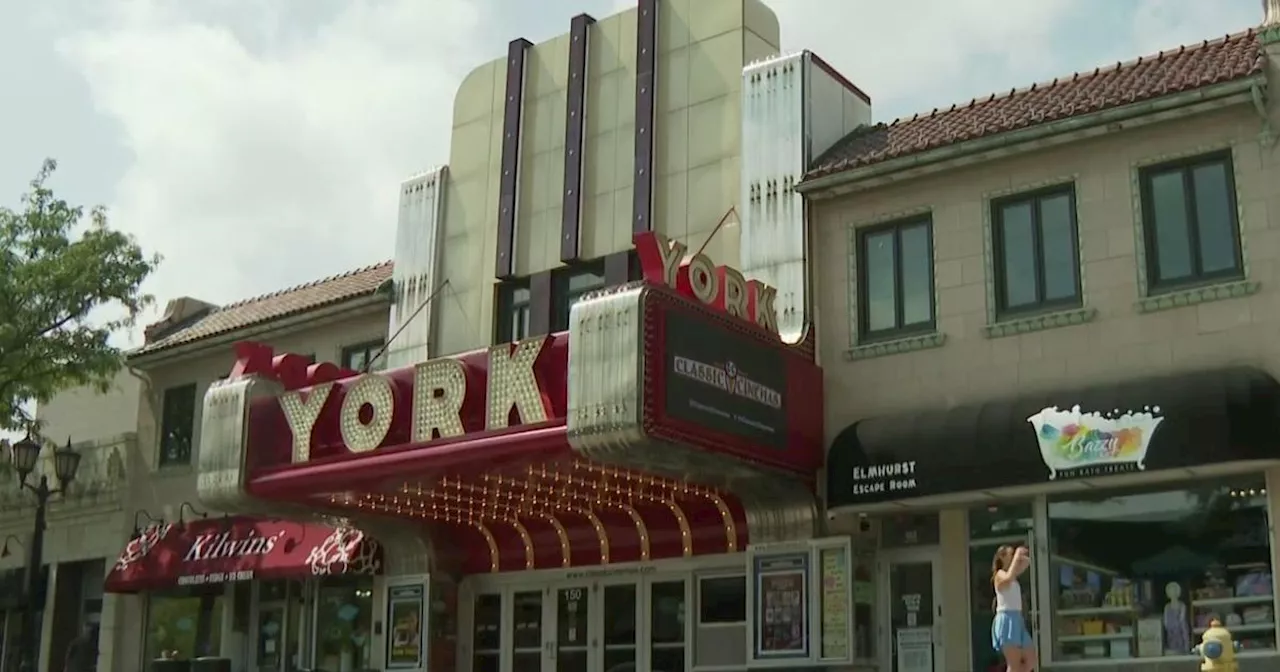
[105,516,382,593]
[827,366,1280,509]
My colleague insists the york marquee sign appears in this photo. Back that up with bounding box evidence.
[634,231,779,335]
[274,335,563,464]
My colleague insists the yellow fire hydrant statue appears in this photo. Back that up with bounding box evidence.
[1193,619,1240,672]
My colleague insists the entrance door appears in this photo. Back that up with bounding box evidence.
[469,576,687,672]
[880,549,944,672]
[255,580,312,672]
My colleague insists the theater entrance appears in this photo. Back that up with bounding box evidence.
[462,558,750,672]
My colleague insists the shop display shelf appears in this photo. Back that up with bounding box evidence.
[1191,622,1275,635]
[1191,595,1274,608]
[1057,606,1137,617]
[1058,633,1135,643]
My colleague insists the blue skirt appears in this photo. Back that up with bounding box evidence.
[992,610,1033,651]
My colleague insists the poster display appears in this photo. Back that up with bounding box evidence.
[753,553,810,658]
[819,546,851,660]
[386,582,426,669]
[895,627,933,672]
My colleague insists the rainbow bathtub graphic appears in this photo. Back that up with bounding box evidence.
[1026,405,1163,480]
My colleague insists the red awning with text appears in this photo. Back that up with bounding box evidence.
[104,517,382,593]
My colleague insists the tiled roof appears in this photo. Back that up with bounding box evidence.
[130,261,393,357]
[805,29,1265,181]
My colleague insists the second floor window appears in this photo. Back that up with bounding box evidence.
[992,184,1081,317]
[858,216,935,341]
[1140,151,1242,291]
[496,282,531,343]
[159,383,197,467]
[553,262,606,331]
[341,341,384,372]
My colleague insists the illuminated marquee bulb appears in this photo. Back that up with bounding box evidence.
[412,358,467,441]
[280,383,334,463]
[339,374,396,453]
[486,337,550,430]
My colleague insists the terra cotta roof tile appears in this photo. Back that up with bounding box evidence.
[805,29,1265,181]
[131,261,393,357]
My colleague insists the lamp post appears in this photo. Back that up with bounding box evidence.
[8,434,81,672]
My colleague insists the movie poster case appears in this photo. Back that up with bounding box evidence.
[746,537,854,668]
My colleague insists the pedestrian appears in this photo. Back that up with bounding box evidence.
[64,622,99,672]
[991,545,1037,672]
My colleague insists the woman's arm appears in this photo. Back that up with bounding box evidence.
[1010,548,1032,576]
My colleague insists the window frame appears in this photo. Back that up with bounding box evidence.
[339,340,384,372]
[552,260,606,332]
[494,280,532,345]
[1138,149,1243,293]
[158,383,197,467]
[856,215,937,343]
[990,183,1083,319]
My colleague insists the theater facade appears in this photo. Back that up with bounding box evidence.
[192,236,852,672]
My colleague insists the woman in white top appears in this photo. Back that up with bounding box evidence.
[991,545,1036,672]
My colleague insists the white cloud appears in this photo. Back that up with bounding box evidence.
[57,0,486,342]
[51,0,1266,352]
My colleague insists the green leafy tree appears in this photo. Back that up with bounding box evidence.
[0,159,160,431]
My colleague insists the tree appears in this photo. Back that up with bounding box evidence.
[0,159,160,431]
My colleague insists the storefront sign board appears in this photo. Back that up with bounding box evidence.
[634,231,779,334]
[664,309,788,449]
[826,367,1280,508]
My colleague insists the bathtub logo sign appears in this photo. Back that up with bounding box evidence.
[1027,405,1164,480]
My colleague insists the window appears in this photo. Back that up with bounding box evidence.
[553,262,606,331]
[159,383,197,467]
[1048,478,1273,661]
[699,576,746,624]
[144,586,224,661]
[1140,151,1242,291]
[992,185,1081,316]
[340,341,384,372]
[495,282,531,344]
[857,217,934,341]
[315,577,374,671]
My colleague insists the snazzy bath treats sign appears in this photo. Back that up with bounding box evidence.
[1027,405,1164,480]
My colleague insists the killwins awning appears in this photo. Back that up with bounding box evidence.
[826,366,1280,509]
[105,516,382,593]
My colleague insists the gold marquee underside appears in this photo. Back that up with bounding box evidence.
[327,460,739,571]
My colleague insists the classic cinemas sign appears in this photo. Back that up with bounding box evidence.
[634,231,779,334]
[275,336,560,462]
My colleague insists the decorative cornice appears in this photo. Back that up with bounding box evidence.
[844,332,946,361]
[1136,280,1260,313]
[983,307,1098,339]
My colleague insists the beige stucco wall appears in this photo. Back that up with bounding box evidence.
[814,105,1280,430]
[35,369,141,444]
[434,0,781,356]
[814,102,1279,671]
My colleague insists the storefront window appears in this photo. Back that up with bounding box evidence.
[314,576,374,671]
[145,586,225,660]
[1048,478,1273,662]
[969,503,1035,672]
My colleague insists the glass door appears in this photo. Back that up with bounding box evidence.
[552,584,591,672]
[511,589,544,672]
[647,579,687,672]
[599,582,639,672]
[880,550,944,672]
[256,580,310,672]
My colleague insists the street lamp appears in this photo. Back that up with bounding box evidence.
[8,434,81,672]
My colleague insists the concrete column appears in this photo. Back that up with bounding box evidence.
[938,508,971,672]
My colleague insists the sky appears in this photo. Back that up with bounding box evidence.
[0,0,1268,350]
